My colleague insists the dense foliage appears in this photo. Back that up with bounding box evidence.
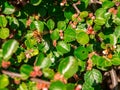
[0,0,120,90]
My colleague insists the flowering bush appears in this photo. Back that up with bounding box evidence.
[0,0,120,90]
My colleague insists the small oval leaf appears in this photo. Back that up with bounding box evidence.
[74,46,88,60]
[76,32,89,45]
[56,41,71,55]
[2,39,19,60]
[58,56,78,79]
[47,19,55,30]
[0,28,9,39]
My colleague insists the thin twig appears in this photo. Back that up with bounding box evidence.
[2,70,22,78]
[72,1,81,14]
[2,70,50,86]
[90,0,102,4]
[30,78,50,85]
[109,68,118,90]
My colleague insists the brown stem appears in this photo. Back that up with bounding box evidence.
[2,70,22,78]
[30,78,50,86]
[109,68,118,90]
[2,70,50,86]
[90,0,102,4]
[72,1,81,14]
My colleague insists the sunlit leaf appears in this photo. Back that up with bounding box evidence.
[84,69,102,85]
[50,81,66,90]
[0,74,9,89]
[0,28,9,39]
[2,39,19,60]
[58,56,78,79]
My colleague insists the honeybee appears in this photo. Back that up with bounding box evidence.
[33,30,42,43]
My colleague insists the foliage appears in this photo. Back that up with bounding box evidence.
[0,0,120,90]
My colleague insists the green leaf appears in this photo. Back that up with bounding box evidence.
[20,64,33,77]
[93,24,101,31]
[94,17,106,25]
[0,15,8,27]
[84,69,102,85]
[30,21,44,32]
[95,8,106,18]
[30,0,42,6]
[66,83,75,90]
[79,11,88,18]
[0,74,9,89]
[17,82,28,90]
[57,21,66,31]
[10,17,19,29]
[64,7,74,20]
[74,46,88,60]
[50,29,59,40]
[82,82,94,90]
[2,39,19,60]
[102,1,114,9]
[117,6,120,18]
[92,55,112,67]
[114,26,120,38]
[58,56,78,79]
[56,41,71,55]
[64,28,76,42]
[76,32,89,45]
[50,81,66,90]
[25,38,37,49]
[81,0,90,8]
[0,28,9,39]
[35,53,52,69]
[47,19,55,30]
[113,17,120,25]
[2,2,15,15]
[111,57,120,65]
[42,68,55,79]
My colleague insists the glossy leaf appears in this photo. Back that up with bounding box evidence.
[74,46,88,60]
[81,0,90,8]
[0,28,9,39]
[30,0,42,6]
[56,41,71,55]
[50,81,66,90]
[57,21,66,31]
[94,17,106,25]
[50,29,59,40]
[42,68,55,79]
[95,8,106,18]
[64,28,76,42]
[114,26,120,38]
[76,32,89,45]
[102,1,114,9]
[2,2,15,15]
[0,74,9,89]
[2,39,19,60]
[58,56,78,79]
[30,21,44,32]
[47,19,55,30]
[35,53,52,69]
[20,64,33,77]
[84,69,102,85]
[0,15,8,27]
